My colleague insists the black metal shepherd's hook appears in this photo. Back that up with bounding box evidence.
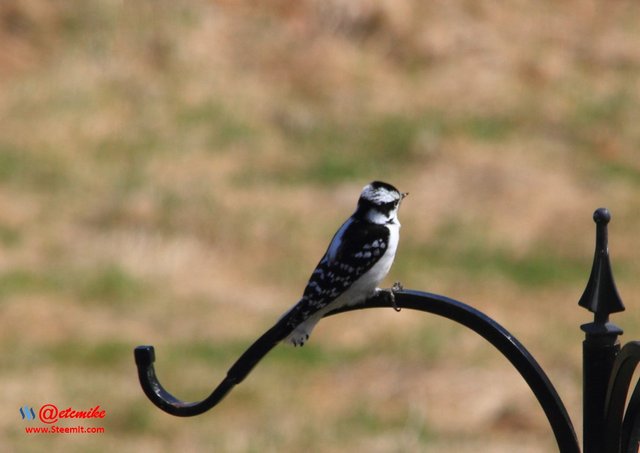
[134,207,640,453]
[135,288,579,452]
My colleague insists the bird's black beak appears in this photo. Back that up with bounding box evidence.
[401,192,409,200]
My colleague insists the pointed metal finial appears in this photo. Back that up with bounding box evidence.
[578,208,625,324]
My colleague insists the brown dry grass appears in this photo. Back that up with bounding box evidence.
[1,1,640,451]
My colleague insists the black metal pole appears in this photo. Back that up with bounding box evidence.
[582,325,622,452]
[578,208,625,453]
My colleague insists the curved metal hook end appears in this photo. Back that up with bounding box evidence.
[133,320,288,416]
[133,343,238,417]
[134,345,155,368]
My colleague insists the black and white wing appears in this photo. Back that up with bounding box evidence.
[283,218,390,330]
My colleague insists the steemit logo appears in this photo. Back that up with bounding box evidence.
[19,406,36,421]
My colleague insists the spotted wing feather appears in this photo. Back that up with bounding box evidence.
[283,219,390,329]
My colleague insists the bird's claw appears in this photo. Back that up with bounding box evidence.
[389,281,403,312]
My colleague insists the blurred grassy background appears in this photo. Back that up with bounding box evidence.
[1,1,640,451]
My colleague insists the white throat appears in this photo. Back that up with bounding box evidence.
[366,209,400,226]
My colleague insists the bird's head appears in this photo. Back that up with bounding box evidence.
[356,181,408,225]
